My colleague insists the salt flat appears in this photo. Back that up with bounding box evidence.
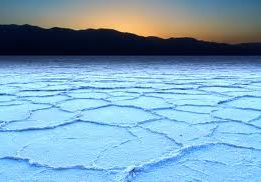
[0,56,260,182]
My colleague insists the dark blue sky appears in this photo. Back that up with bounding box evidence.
[1,0,261,43]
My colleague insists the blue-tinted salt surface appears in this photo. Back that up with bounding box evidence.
[0,56,260,182]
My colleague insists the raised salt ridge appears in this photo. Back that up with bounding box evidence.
[0,56,260,182]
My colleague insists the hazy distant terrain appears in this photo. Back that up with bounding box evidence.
[0,25,261,55]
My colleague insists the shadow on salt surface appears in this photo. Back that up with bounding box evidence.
[0,56,260,181]
[131,144,261,182]
[0,159,115,182]
[0,122,179,170]
[220,96,261,110]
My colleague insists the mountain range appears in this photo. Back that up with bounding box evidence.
[0,24,260,55]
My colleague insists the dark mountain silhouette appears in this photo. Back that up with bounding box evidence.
[0,24,261,55]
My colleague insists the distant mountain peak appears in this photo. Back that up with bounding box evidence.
[0,24,260,55]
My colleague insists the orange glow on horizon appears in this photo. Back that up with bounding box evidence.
[2,0,260,44]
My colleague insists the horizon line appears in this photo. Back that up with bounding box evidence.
[2,23,261,45]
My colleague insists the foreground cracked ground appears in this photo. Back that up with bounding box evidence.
[0,57,260,182]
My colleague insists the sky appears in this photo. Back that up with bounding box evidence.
[1,0,261,43]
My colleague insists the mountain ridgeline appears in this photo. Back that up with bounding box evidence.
[0,24,261,55]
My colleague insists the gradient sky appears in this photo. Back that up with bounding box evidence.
[1,0,261,43]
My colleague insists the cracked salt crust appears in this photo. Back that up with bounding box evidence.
[0,56,260,182]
